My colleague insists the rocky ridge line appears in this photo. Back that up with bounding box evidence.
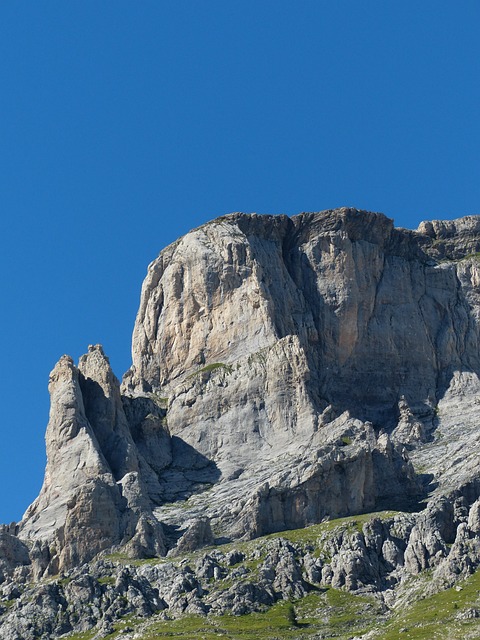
[2,208,480,637]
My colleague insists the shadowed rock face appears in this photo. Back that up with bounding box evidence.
[15,208,480,574]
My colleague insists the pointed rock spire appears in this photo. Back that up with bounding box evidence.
[19,348,166,575]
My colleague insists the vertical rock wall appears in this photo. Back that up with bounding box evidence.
[15,209,480,571]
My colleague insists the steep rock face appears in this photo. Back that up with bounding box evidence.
[5,209,480,637]
[123,214,305,391]
[119,209,480,543]
[19,346,166,575]
[21,353,115,541]
[14,208,480,571]
[125,209,480,433]
[126,210,480,420]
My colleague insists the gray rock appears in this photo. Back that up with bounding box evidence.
[0,530,30,582]
[18,346,165,575]
[21,209,480,567]
[5,209,480,637]
[170,518,214,556]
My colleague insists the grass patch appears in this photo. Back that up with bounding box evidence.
[460,251,480,262]
[202,362,232,373]
[376,568,480,639]
[260,511,399,546]
[103,551,165,567]
[151,394,169,407]
[133,601,308,639]
[188,363,233,379]
[124,591,385,640]
[103,551,131,563]
[63,631,97,640]
[296,589,385,638]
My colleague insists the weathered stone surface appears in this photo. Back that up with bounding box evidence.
[5,208,480,638]
[417,215,480,260]
[119,209,480,547]
[0,529,30,584]
[170,518,214,556]
[20,208,480,570]
[7,500,480,639]
[126,210,480,424]
[18,346,165,574]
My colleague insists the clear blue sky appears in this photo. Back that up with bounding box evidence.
[1,1,479,523]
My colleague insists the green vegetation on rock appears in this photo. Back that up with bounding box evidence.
[375,568,480,639]
[187,362,234,380]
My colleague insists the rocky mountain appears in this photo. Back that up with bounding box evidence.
[3,208,480,639]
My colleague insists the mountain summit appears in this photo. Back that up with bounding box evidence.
[3,208,480,638]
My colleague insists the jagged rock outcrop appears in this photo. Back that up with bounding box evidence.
[170,518,214,556]
[418,216,480,260]
[5,208,480,638]
[15,208,480,572]
[0,528,30,584]
[19,346,166,576]
[5,500,480,639]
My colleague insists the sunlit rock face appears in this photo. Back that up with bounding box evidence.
[122,209,480,531]
[16,209,480,572]
[6,209,480,640]
[19,346,166,576]
[126,210,480,424]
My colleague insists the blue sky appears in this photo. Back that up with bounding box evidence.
[1,1,479,523]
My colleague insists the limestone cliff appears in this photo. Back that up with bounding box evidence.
[14,208,480,571]
[4,208,480,638]
[20,347,166,575]
[120,209,480,544]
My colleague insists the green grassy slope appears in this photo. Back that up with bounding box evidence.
[64,512,480,640]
